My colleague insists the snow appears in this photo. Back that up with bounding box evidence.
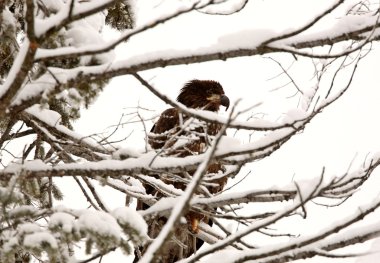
[126,0,215,27]
[77,210,122,240]
[137,174,183,196]
[41,0,64,12]
[218,28,276,49]
[112,147,143,159]
[49,212,76,233]
[106,177,146,196]
[193,185,296,206]
[126,177,145,191]
[18,223,42,235]
[356,238,380,262]
[140,183,298,217]
[66,12,114,65]
[0,38,31,98]
[203,248,240,262]
[2,236,19,253]
[29,105,62,125]
[34,0,114,37]
[12,74,56,107]
[23,104,113,152]
[279,13,380,52]
[23,232,58,249]
[0,186,23,201]
[189,191,380,263]
[34,4,69,37]
[281,108,308,124]
[112,207,148,238]
[9,205,39,218]
[32,0,328,66]
[4,159,51,173]
[140,197,178,216]
[1,150,205,180]
[217,127,295,159]
[1,7,16,28]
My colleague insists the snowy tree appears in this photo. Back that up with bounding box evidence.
[1,0,380,262]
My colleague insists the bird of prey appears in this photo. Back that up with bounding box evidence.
[134,80,230,262]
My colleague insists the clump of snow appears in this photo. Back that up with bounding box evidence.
[1,7,16,28]
[113,147,143,159]
[0,38,30,98]
[281,108,308,124]
[107,177,146,195]
[216,136,241,154]
[77,210,122,240]
[303,87,316,98]
[27,105,62,126]
[24,159,51,170]
[141,197,178,216]
[18,223,41,235]
[23,232,58,249]
[9,205,38,218]
[49,212,76,233]
[0,186,23,201]
[12,73,56,105]
[42,0,64,12]
[22,104,112,152]
[4,159,51,174]
[218,29,276,49]
[112,207,148,237]
[172,134,198,149]
[356,238,380,263]
[2,236,18,253]
[56,88,82,109]
[126,177,145,192]
[66,11,114,65]
[293,176,324,202]
[204,248,239,262]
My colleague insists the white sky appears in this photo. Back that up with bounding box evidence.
[67,1,380,262]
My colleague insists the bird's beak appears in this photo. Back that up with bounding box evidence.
[220,94,230,111]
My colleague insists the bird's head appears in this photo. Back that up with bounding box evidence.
[177,80,230,112]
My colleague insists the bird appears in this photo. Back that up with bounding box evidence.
[134,80,230,262]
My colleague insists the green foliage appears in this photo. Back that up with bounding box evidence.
[0,40,16,80]
[19,177,63,208]
[48,97,76,129]
[0,117,11,134]
[106,0,135,30]
[0,185,23,206]
[0,1,20,79]
[76,73,109,109]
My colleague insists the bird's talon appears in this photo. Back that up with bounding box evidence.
[191,218,199,234]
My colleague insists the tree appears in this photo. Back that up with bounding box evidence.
[1,0,380,262]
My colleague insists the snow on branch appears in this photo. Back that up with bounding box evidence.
[212,187,380,263]
[35,0,217,62]
[1,205,148,262]
[0,55,363,184]
[34,0,116,39]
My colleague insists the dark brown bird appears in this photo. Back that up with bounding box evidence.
[134,80,230,263]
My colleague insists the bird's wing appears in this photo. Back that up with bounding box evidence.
[149,108,180,149]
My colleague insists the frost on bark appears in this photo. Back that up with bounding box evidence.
[0,0,380,262]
